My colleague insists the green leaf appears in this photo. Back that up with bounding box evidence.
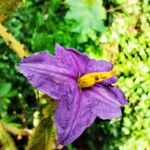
[0,121,17,150]
[0,82,12,97]
[0,98,10,114]
[49,0,62,16]
[31,32,54,53]
[65,0,105,42]
[26,117,54,150]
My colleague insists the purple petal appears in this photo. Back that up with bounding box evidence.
[85,59,112,73]
[19,51,75,100]
[55,86,96,145]
[101,76,118,85]
[93,102,122,120]
[55,44,89,76]
[105,85,128,105]
[84,84,127,120]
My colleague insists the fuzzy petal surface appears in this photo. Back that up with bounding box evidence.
[84,84,127,120]
[19,51,75,100]
[55,44,89,76]
[101,76,118,85]
[55,84,96,145]
[85,59,112,73]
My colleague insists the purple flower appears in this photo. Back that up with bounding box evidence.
[19,44,127,145]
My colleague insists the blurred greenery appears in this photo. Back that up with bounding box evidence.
[65,0,105,42]
[0,0,150,149]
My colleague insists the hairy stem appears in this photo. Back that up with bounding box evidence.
[0,23,29,58]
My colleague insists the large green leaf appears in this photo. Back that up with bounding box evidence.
[65,0,106,42]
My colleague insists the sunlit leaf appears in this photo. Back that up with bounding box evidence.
[0,121,17,150]
[26,117,54,150]
[65,0,106,42]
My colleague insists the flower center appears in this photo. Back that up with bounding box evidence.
[77,70,115,89]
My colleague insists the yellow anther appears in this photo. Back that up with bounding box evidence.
[78,70,115,89]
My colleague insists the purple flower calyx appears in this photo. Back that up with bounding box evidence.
[77,70,115,89]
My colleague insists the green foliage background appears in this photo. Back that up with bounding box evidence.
[0,0,150,149]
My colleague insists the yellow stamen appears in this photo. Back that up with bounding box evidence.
[78,70,115,89]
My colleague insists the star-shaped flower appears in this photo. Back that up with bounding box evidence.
[19,44,127,145]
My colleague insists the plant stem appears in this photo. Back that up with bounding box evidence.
[0,121,17,150]
[0,23,29,58]
[1,120,32,137]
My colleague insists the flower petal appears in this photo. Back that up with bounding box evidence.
[93,102,122,120]
[55,44,89,76]
[101,76,118,85]
[19,51,75,100]
[84,84,127,120]
[85,59,112,73]
[55,85,96,145]
[105,85,128,105]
